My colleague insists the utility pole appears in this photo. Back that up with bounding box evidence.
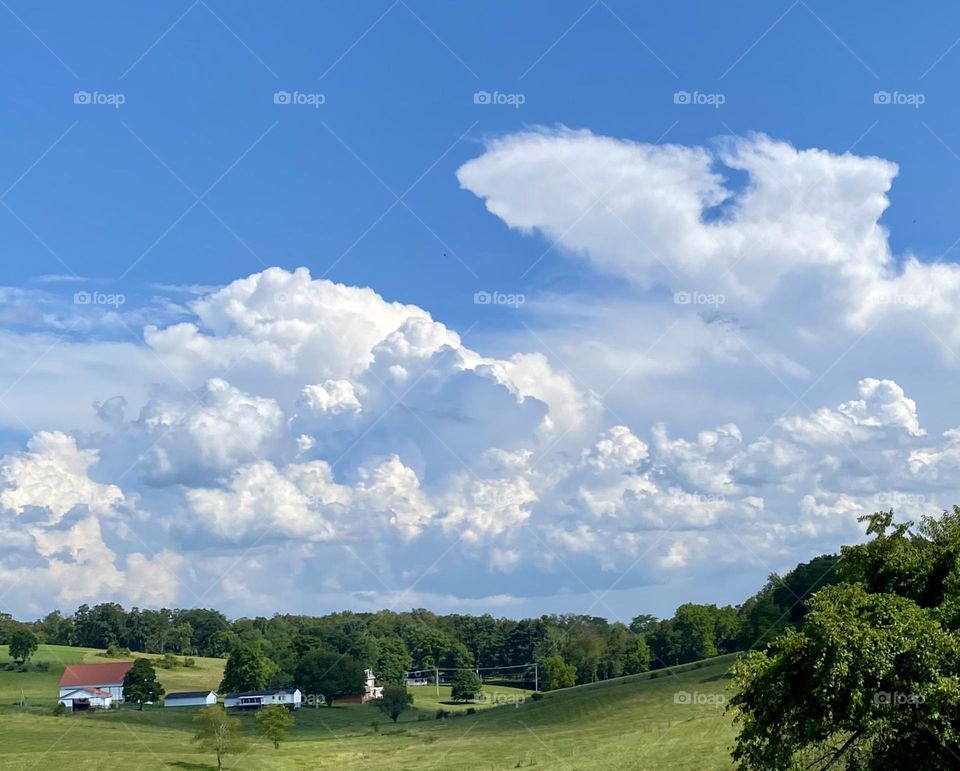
[435,665,440,699]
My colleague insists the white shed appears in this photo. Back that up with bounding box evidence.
[224,688,302,710]
[164,690,218,707]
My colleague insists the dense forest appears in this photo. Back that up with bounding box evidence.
[0,552,841,691]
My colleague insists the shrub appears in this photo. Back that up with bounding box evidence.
[52,702,66,716]
[370,719,380,734]
[466,707,476,715]
[34,661,50,672]
[183,657,196,668]
[531,691,544,701]
[100,643,132,658]
[435,709,448,719]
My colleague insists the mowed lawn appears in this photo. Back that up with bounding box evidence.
[0,646,738,769]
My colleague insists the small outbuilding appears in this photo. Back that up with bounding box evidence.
[224,688,302,710]
[164,690,218,708]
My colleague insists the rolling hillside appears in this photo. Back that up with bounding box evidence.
[0,645,738,769]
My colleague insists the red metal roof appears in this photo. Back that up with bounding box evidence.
[59,661,133,687]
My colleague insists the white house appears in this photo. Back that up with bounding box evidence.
[223,688,302,710]
[364,669,383,702]
[403,670,430,687]
[58,661,133,710]
[164,690,218,707]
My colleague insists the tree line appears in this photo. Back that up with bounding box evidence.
[1,551,843,692]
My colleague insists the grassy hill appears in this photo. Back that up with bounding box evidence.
[0,645,739,769]
[0,644,226,707]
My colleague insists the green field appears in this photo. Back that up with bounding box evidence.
[0,645,738,769]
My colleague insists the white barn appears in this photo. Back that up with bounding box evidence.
[59,661,133,710]
[164,690,218,707]
[223,688,302,710]
[59,687,113,710]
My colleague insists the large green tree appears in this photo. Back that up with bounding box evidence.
[294,648,366,706]
[730,510,960,769]
[255,704,294,749]
[375,684,413,722]
[123,658,164,709]
[543,656,576,690]
[9,628,38,664]
[450,669,482,702]
[219,643,271,693]
[374,636,412,685]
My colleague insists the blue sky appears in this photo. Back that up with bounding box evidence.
[4,2,960,622]
[6,2,960,316]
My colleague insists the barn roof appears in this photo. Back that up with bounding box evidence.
[59,661,133,687]
[166,691,216,699]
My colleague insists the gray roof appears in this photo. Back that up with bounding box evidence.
[165,691,216,699]
[225,689,298,698]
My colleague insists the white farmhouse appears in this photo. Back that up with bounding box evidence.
[164,690,218,707]
[364,668,383,702]
[223,688,302,710]
[58,661,133,710]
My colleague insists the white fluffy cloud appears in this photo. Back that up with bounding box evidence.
[138,378,285,483]
[5,129,960,617]
[0,431,123,522]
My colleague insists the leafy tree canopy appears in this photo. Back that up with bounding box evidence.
[450,669,482,702]
[294,648,366,706]
[9,628,38,664]
[375,684,413,722]
[730,509,960,770]
[123,657,164,709]
[255,704,294,749]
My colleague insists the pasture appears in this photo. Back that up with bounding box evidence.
[0,645,738,769]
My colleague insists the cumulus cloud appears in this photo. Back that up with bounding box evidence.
[0,431,123,522]
[6,129,960,616]
[138,378,285,483]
